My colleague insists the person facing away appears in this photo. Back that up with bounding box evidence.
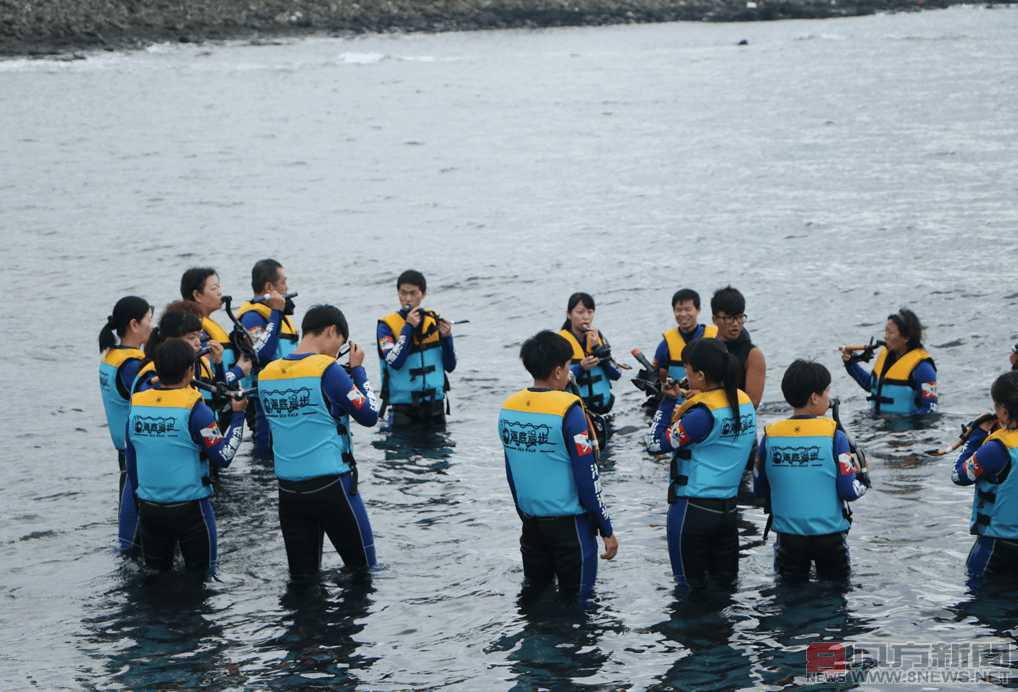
[840,308,938,416]
[710,286,765,409]
[952,371,1018,581]
[376,269,456,429]
[652,338,757,590]
[498,330,618,601]
[236,258,296,458]
[754,360,868,581]
[259,304,380,578]
[126,338,246,575]
[98,295,153,554]
[558,292,621,416]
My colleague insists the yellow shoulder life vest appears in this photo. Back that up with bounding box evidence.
[559,329,604,361]
[872,347,933,383]
[382,311,441,347]
[101,347,145,368]
[663,325,718,364]
[765,417,837,439]
[672,388,752,424]
[985,428,1018,450]
[201,316,231,344]
[236,301,297,337]
[502,388,580,417]
[259,353,334,381]
[130,386,203,410]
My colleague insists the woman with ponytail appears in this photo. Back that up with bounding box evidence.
[953,371,1018,580]
[98,296,152,554]
[652,338,757,590]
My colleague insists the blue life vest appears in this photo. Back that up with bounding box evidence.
[971,429,1018,540]
[201,315,237,373]
[379,311,447,406]
[499,388,585,517]
[236,301,299,387]
[763,417,850,535]
[868,347,935,415]
[259,353,353,481]
[560,329,614,414]
[99,346,145,450]
[662,324,719,383]
[129,387,210,503]
[670,389,756,500]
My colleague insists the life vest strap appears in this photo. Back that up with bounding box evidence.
[978,489,997,504]
[976,513,992,526]
[866,394,895,405]
[576,373,604,386]
[409,364,437,378]
[411,388,439,402]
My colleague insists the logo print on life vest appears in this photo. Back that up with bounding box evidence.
[133,416,178,436]
[501,421,554,452]
[261,387,313,416]
[771,446,821,466]
[719,414,755,438]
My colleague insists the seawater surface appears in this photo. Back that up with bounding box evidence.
[2,6,1018,688]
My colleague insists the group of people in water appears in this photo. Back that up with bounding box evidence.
[98,262,1018,600]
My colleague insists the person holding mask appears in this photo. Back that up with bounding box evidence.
[376,269,456,430]
[653,338,757,590]
[839,308,937,416]
[98,295,153,554]
[559,292,621,415]
[711,286,765,409]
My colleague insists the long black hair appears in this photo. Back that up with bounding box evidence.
[561,292,596,331]
[98,296,151,352]
[991,371,1018,428]
[684,337,744,433]
[888,308,923,350]
[142,305,203,366]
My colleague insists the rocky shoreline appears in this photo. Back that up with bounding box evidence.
[0,0,1009,56]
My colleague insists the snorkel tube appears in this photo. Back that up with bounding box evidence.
[843,337,886,365]
[925,412,998,457]
[221,295,260,369]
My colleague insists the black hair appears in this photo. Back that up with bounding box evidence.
[251,258,283,295]
[671,288,701,310]
[98,296,151,352]
[781,359,832,408]
[302,304,349,340]
[397,269,427,294]
[520,330,574,380]
[142,305,204,366]
[154,338,196,386]
[711,286,746,317]
[684,337,744,433]
[561,292,596,330]
[991,371,1018,427]
[180,267,218,302]
[887,308,923,350]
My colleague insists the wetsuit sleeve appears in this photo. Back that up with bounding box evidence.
[240,309,283,363]
[563,404,613,537]
[118,358,142,397]
[322,362,379,427]
[911,361,938,414]
[599,333,621,381]
[844,360,872,392]
[953,433,1009,485]
[125,429,139,491]
[834,430,867,500]
[648,396,678,453]
[753,434,770,498]
[189,402,244,468]
[134,371,154,393]
[504,454,524,520]
[377,320,414,370]
[223,364,244,387]
[653,338,669,370]
[441,335,456,373]
[659,404,713,453]
[570,363,585,380]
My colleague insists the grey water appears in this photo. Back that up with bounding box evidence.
[2,5,1018,688]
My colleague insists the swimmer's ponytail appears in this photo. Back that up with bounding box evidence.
[684,338,742,433]
[723,350,743,434]
[99,296,150,353]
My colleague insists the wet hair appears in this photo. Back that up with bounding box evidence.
[991,371,1018,426]
[142,305,204,366]
[180,267,217,302]
[251,258,283,295]
[671,288,701,310]
[98,296,151,352]
[302,304,349,340]
[521,330,574,380]
[397,269,427,293]
[154,338,196,386]
[781,359,832,409]
[887,308,923,350]
[684,337,744,432]
[561,292,596,330]
[711,286,746,317]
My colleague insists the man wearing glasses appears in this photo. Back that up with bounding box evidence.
[711,286,766,409]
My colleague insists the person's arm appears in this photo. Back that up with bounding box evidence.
[844,360,873,392]
[133,371,155,393]
[753,434,770,498]
[659,403,714,453]
[377,320,414,370]
[189,402,244,468]
[125,430,139,491]
[911,361,938,414]
[652,338,670,372]
[118,358,142,398]
[744,346,765,408]
[647,396,677,453]
[953,433,1008,486]
[240,310,283,363]
[323,362,379,428]
[441,334,456,373]
[834,430,867,501]
[563,404,613,537]
[504,453,524,520]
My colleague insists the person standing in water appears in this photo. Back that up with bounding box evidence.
[711,286,765,409]
[653,288,718,391]
[98,295,153,554]
[179,266,252,387]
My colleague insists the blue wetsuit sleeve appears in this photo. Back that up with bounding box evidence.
[650,396,678,452]
[323,362,379,427]
[240,309,283,363]
[653,338,669,370]
[563,404,613,537]
[834,430,867,500]
[599,333,621,381]
[118,358,142,397]
[378,320,415,370]
[753,434,770,498]
[570,363,585,380]
[223,364,244,387]
[911,361,938,414]
[661,404,714,452]
[844,360,872,392]
[441,335,456,373]
[504,453,524,520]
[134,371,154,393]
[189,402,244,468]
[125,429,139,491]
[953,433,1008,485]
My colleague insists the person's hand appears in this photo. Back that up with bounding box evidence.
[580,355,598,371]
[348,342,365,368]
[236,352,253,377]
[208,341,224,364]
[438,318,452,338]
[661,379,682,399]
[978,418,996,433]
[264,289,285,312]
[601,534,619,560]
[1010,350,1017,368]
[406,307,423,328]
[231,395,249,412]
[839,346,853,363]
